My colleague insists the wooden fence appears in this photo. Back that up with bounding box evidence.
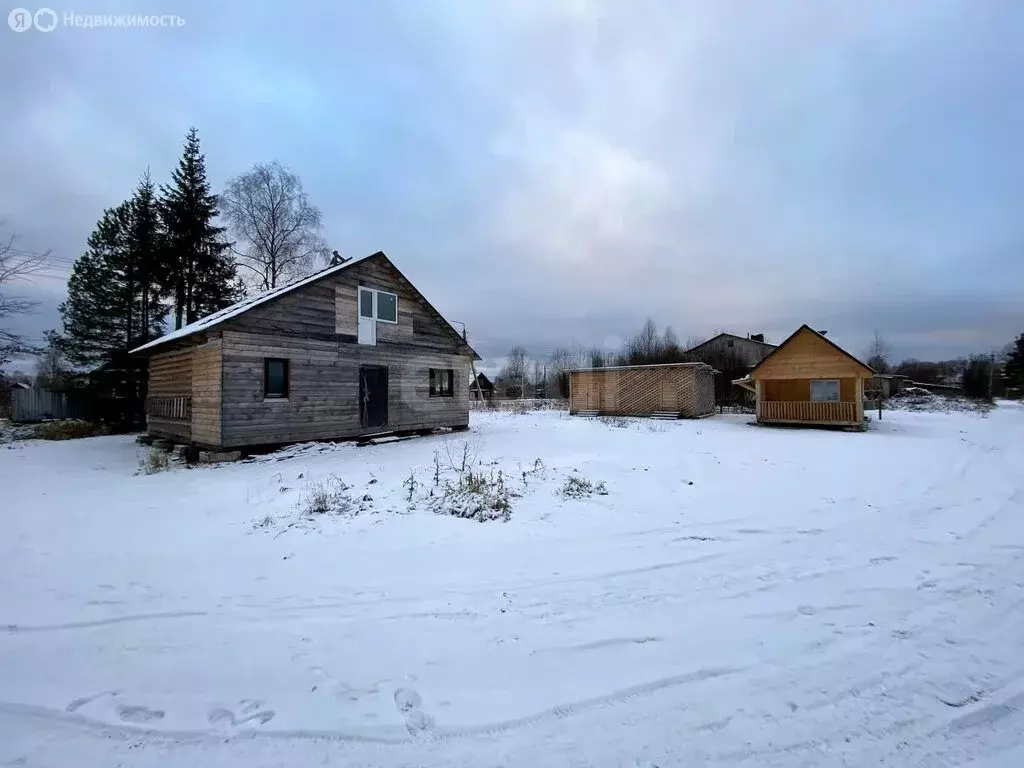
[11,389,94,423]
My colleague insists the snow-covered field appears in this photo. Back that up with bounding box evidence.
[2,404,1023,767]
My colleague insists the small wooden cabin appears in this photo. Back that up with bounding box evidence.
[131,251,480,450]
[736,325,874,428]
[569,363,717,418]
[470,372,494,400]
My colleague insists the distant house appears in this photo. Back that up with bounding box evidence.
[0,378,30,419]
[867,374,906,399]
[569,362,717,419]
[470,373,494,400]
[683,332,778,406]
[131,251,480,450]
[735,325,874,429]
[683,332,777,368]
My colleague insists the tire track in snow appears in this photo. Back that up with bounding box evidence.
[1,611,207,634]
[0,665,742,745]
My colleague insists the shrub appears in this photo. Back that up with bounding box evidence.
[432,468,512,522]
[32,420,105,440]
[559,474,608,499]
[299,475,360,516]
[428,466,512,528]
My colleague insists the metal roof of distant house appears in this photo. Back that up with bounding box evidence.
[131,251,479,359]
[684,332,778,355]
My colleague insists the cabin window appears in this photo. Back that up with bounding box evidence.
[376,291,398,323]
[429,368,454,397]
[727,339,734,347]
[810,379,840,402]
[359,287,398,324]
[264,358,289,399]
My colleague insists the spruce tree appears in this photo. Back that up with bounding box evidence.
[56,185,169,368]
[127,170,168,344]
[160,127,240,328]
[57,204,133,367]
[1005,333,1024,388]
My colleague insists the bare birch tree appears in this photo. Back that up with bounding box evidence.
[1,230,52,364]
[221,161,329,291]
[865,330,892,373]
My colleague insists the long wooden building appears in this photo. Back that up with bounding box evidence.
[569,363,717,418]
[735,325,874,428]
[131,251,479,450]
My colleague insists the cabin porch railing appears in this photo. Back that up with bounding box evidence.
[145,395,192,421]
[760,400,858,424]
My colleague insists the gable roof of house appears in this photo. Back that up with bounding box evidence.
[131,251,479,359]
[748,324,874,377]
[684,332,778,356]
[473,372,494,388]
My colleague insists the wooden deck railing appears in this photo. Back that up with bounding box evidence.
[145,395,192,421]
[760,400,857,424]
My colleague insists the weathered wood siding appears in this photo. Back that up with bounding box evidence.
[146,348,193,441]
[223,255,465,354]
[219,331,470,447]
[212,254,472,447]
[753,328,870,381]
[569,365,715,418]
[190,340,222,447]
[685,335,776,368]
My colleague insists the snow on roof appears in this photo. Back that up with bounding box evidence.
[131,252,378,354]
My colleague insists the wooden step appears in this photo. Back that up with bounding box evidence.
[650,412,681,420]
[575,410,600,417]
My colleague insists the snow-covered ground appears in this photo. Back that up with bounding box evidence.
[2,404,1023,767]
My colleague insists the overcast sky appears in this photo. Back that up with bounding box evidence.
[2,0,1022,374]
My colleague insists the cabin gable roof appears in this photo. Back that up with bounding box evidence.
[131,251,479,359]
[750,325,874,380]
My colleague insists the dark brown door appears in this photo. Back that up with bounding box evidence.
[359,366,388,428]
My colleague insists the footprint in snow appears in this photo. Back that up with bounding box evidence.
[394,687,422,712]
[393,687,435,737]
[207,702,276,728]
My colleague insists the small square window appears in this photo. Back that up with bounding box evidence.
[429,368,454,397]
[264,358,289,399]
[376,291,398,323]
[810,379,840,402]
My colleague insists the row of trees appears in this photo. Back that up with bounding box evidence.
[47,128,329,370]
[864,329,1024,398]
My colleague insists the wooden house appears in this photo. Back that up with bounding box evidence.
[569,363,717,418]
[683,332,777,368]
[470,372,494,400]
[131,251,480,450]
[735,325,874,428]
